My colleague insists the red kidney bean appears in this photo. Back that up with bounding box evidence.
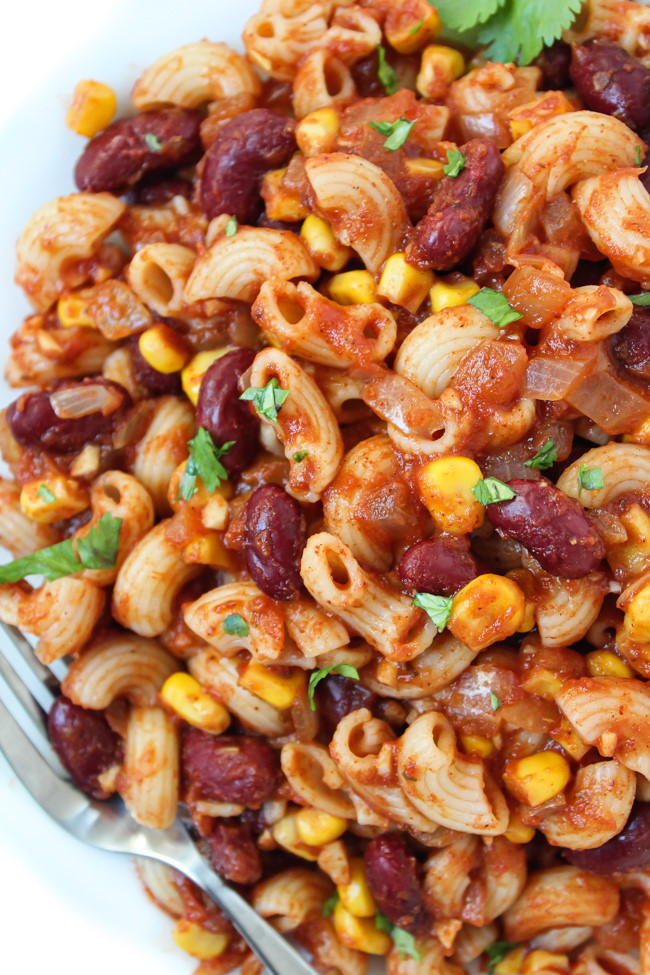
[351,50,385,98]
[486,478,605,578]
[6,378,131,453]
[199,109,297,223]
[182,730,281,807]
[365,834,425,932]
[130,174,192,206]
[316,674,378,737]
[611,307,650,381]
[128,335,182,395]
[563,802,650,874]
[48,695,122,800]
[207,821,262,885]
[398,536,486,597]
[534,40,572,90]
[408,140,505,271]
[195,349,258,474]
[74,109,202,193]
[243,484,305,600]
[570,41,650,134]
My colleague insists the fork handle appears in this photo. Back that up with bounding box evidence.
[179,849,318,975]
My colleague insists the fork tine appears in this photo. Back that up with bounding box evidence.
[0,654,68,777]
[0,622,57,711]
[0,688,88,824]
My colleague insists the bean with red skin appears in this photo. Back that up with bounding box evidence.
[486,478,605,579]
[563,802,650,874]
[535,40,572,90]
[207,821,262,885]
[315,674,377,737]
[48,695,122,800]
[199,109,297,223]
[74,109,202,193]
[243,484,305,600]
[398,536,486,597]
[407,140,505,271]
[182,729,280,807]
[129,335,182,395]
[130,174,192,206]
[365,834,425,932]
[570,41,650,134]
[6,378,131,453]
[195,349,258,474]
[612,306,650,381]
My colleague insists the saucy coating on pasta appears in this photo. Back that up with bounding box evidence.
[7,0,650,972]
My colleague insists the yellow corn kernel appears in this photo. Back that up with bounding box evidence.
[449,574,526,652]
[20,477,89,525]
[459,733,494,758]
[329,270,377,306]
[332,902,392,955]
[523,951,569,975]
[504,809,536,845]
[550,717,589,762]
[623,415,650,445]
[586,650,634,679]
[377,253,434,314]
[386,4,441,54]
[261,167,309,222]
[272,811,320,861]
[57,292,96,329]
[66,80,117,138]
[429,276,480,313]
[417,456,485,536]
[182,532,236,570]
[295,808,347,846]
[608,502,650,579]
[181,348,229,405]
[417,45,465,99]
[505,751,571,807]
[508,92,574,144]
[160,672,231,734]
[139,324,190,374]
[404,158,446,180]
[300,214,353,272]
[521,668,563,701]
[296,107,340,157]
[624,580,650,644]
[172,920,228,960]
[337,858,376,918]
[494,946,527,975]
[239,662,306,710]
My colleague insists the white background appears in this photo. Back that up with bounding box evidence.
[0,2,258,973]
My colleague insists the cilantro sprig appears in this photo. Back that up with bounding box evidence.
[308,664,359,711]
[485,940,520,973]
[433,0,584,65]
[368,117,415,151]
[524,437,557,471]
[240,378,290,423]
[630,293,650,306]
[490,691,501,711]
[375,913,421,962]
[444,148,466,177]
[144,132,162,152]
[468,288,523,328]
[472,477,517,505]
[578,464,604,492]
[0,512,122,583]
[177,427,233,501]
[222,614,249,638]
[225,216,238,237]
[37,484,56,503]
[413,592,453,631]
[322,892,339,918]
[377,45,399,95]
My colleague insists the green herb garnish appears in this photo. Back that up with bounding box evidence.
[177,428,233,501]
[222,614,249,638]
[578,465,604,492]
[629,293,650,306]
[293,451,309,463]
[485,940,520,973]
[413,593,453,631]
[490,691,501,711]
[37,484,56,503]
[443,147,466,177]
[144,132,162,152]
[240,378,290,423]
[0,512,122,583]
[472,477,517,505]
[468,287,523,328]
[524,437,557,471]
[322,893,339,918]
[368,117,415,151]
[377,45,399,95]
[308,664,360,711]
[375,913,421,961]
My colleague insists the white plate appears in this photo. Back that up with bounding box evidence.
[0,2,259,972]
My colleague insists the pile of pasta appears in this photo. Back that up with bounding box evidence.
[6,0,650,973]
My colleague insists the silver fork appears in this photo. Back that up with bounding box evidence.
[0,622,318,975]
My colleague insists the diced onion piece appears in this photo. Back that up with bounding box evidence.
[50,383,123,419]
[357,366,441,436]
[524,356,594,401]
[566,370,650,435]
